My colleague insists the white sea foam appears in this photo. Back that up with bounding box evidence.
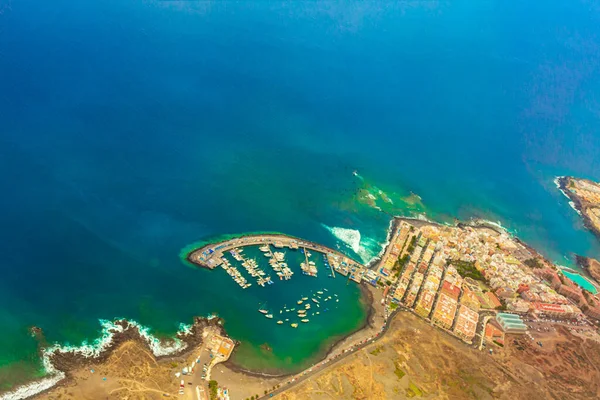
[553,176,562,190]
[364,219,394,268]
[569,201,582,215]
[1,318,194,400]
[0,372,65,400]
[322,224,383,264]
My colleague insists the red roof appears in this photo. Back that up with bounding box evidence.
[441,281,461,300]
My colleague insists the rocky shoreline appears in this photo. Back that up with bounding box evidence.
[46,317,225,374]
[575,255,600,286]
[557,176,600,242]
[2,317,226,400]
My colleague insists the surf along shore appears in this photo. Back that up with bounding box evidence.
[2,232,381,400]
[5,214,598,400]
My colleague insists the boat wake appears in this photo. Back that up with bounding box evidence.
[322,224,383,265]
[1,317,219,400]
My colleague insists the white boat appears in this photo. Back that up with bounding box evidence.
[265,314,273,319]
[301,319,309,323]
[258,303,268,314]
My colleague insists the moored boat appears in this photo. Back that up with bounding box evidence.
[265,314,273,319]
[291,323,298,328]
[301,319,309,323]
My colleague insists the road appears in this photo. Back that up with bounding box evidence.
[256,308,401,400]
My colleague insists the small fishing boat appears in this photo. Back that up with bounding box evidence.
[258,303,269,314]
[277,320,283,325]
[301,297,308,301]
[312,298,319,304]
[297,300,303,305]
[291,323,298,328]
[317,291,323,295]
[265,314,273,319]
[301,319,309,323]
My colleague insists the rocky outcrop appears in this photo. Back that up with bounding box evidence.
[575,255,600,286]
[557,176,600,241]
[40,316,226,376]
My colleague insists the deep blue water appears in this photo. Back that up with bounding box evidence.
[1,0,600,391]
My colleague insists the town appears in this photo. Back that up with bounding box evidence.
[371,219,600,348]
[182,219,600,399]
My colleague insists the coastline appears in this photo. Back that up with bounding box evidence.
[11,281,378,400]
[5,232,380,399]
[556,176,600,241]
[0,317,226,400]
[7,210,582,399]
[366,217,400,270]
[574,255,600,286]
[221,281,376,379]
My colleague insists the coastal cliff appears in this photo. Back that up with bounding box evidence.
[557,176,600,241]
[575,255,600,286]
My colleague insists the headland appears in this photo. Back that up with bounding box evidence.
[556,176,600,241]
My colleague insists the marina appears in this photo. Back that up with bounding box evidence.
[188,234,365,288]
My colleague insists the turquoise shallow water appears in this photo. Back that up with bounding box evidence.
[1,0,600,393]
[562,271,598,294]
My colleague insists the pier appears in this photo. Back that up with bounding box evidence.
[187,234,364,277]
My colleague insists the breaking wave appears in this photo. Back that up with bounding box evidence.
[322,224,384,264]
[0,317,211,400]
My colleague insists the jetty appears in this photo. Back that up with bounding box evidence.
[187,234,364,275]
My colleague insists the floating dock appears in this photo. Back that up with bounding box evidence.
[187,234,364,276]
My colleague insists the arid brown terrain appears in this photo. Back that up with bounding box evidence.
[279,312,600,400]
[576,255,600,285]
[32,305,600,400]
[558,177,600,241]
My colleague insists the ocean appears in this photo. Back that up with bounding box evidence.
[1,0,600,395]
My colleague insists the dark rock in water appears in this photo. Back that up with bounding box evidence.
[260,343,273,353]
[41,316,227,376]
